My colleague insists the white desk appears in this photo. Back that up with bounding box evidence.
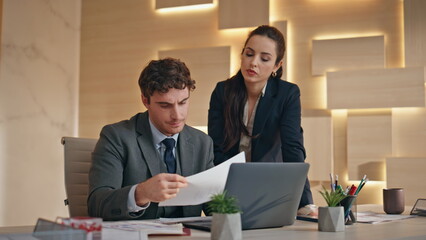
[1,205,426,240]
[152,214,426,240]
[150,204,426,240]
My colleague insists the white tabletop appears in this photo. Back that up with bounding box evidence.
[1,205,425,240]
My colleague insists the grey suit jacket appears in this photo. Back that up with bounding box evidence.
[88,112,214,220]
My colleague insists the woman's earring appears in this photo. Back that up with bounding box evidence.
[272,72,277,77]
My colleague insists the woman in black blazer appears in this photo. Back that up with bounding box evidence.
[208,25,316,214]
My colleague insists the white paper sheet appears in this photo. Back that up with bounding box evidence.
[103,228,147,240]
[159,152,246,206]
[102,220,185,239]
[103,221,184,234]
[356,211,415,224]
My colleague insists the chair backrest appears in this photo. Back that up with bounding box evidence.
[62,136,97,217]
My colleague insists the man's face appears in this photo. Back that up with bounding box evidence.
[142,88,190,136]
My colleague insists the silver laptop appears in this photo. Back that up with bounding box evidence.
[184,162,309,230]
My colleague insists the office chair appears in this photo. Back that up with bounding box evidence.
[62,136,97,217]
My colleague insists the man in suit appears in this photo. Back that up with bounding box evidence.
[88,58,214,220]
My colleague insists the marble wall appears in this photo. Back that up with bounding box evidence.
[0,0,80,226]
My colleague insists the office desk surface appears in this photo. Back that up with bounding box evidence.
[1,205,425,240]
[153,216,426,240]
[152,204,426,240]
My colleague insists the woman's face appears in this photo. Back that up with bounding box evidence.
[241,35,282,85]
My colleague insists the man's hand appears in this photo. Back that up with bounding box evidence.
[134,173,188,206]
[297,204,318,216]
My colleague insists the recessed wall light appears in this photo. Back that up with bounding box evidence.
[156,3,215,14]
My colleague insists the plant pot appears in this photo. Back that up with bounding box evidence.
[318,206,345,232]
[211,213,242,240]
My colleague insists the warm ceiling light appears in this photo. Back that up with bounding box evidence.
[313,32,385,41]
[331,109,348,116]
[348,108,391,115]
[156,3,215,13]
[393,107,425,115]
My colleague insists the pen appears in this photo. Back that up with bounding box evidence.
[348,184,357,195]
[330,173,335,192]
[355,178,368,195]
[345,186,350,195]
[354,175,367,195]
[335,174,338,189]
[359,175,366,187]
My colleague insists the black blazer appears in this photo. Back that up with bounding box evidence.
[88,112,214,220]
[208,77,313,208]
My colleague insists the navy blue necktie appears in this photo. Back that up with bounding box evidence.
[162,138,176,173]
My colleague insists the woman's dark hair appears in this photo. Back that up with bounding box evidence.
[242,25,285,79]
[222,25,286,152]
[138,57,195,103]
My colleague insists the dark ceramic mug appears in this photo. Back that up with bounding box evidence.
[383,188,405,214]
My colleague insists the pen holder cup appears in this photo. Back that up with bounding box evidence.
[340,195,357,225]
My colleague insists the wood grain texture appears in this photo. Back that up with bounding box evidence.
[312,36,385,76]
[327,67,425,109]
[392,108,426,158]
[218,0,269,29]
[386,157,426,207]
[272,0,403,109]
[347,112,391,180]
[302,110,333,181]
[404,0,426,67]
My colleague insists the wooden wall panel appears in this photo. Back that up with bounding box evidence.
[272,0,403,109]
[332,110,348,183]
[79,0,245,138]
[347,112,391,180]
[312,36,385,76]
[302,110,333,181]
[392,108,426,157]
[404,0,426,67]
[327,67,425,109]
[218,0,268,29]
[159,46,230,126]
[386,158,426,206]
[79,0,414,205]
[156,0,213,9]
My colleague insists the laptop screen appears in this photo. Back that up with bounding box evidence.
[225,162,309,230]
[183,162,309,231]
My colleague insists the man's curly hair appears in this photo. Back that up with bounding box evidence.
[138,58,196,102]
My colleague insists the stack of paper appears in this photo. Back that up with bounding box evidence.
[357,211,415,224]
[103,220,189,240]
[103,221,184,233]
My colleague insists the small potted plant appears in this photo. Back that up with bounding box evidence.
[318,186,347,232]
[208,191,242,240]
